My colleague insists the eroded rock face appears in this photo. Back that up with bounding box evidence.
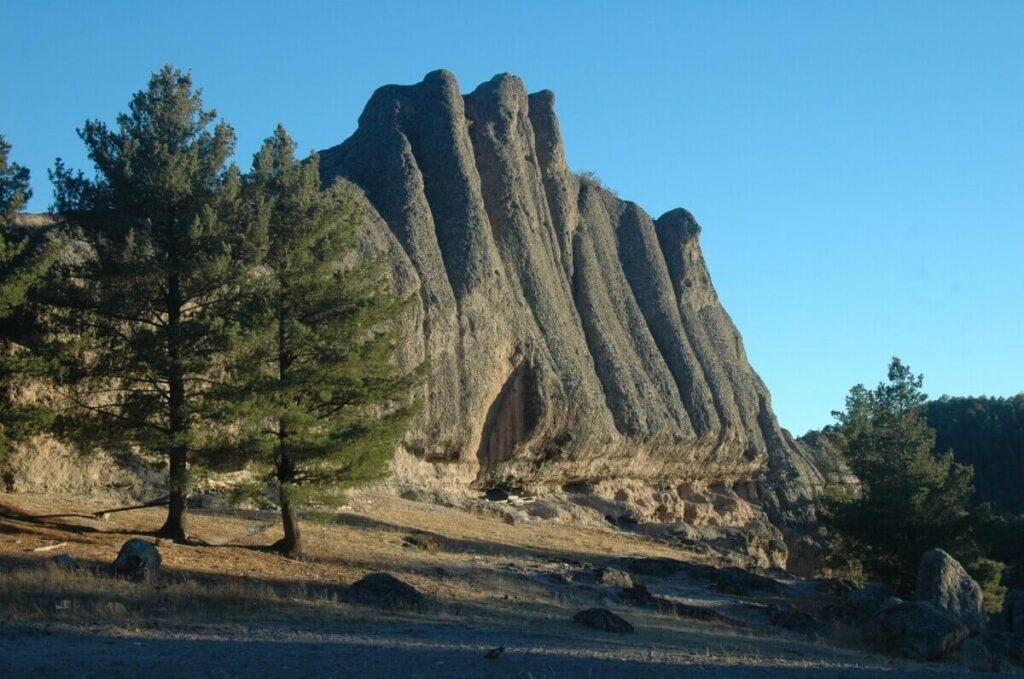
[319,70,843,564]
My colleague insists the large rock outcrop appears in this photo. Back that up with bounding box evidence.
[916,548,986,634]
[319,70,845,566]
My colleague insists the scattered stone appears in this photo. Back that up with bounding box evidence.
[349,572,424,609]
[483,646,504,660]
[402,532,441,553]
[916,548,985,634]
[111,538,161,582]
[597,567,634,589]
[869,600,968,661]
[51,554,78,571]
[573,608,634,634]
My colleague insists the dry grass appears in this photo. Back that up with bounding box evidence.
[0,491,899,672]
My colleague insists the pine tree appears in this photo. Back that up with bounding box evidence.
[821,358,977,593]
[0,136,58,471]
[227,126,419,557]
[49,67,253,542]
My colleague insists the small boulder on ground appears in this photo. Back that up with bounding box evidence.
[573,608,635,634]
[112,538,161,582]
[916,548,985,634]
[870,599,969,661]
[349,572,424,609]
[51,554,78,571]
[597,567,634,589]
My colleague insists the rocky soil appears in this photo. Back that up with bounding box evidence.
[0,492,1012,677]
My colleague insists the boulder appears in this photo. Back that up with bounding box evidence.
[51,554,78,571]
[573,608,634,634]
[597,567,634,589]
[916,548,985,634]
[349,572,424,609]
[870,600,969,661]
[111,538,161,582]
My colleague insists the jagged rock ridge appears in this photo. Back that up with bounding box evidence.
[319,70,845,568]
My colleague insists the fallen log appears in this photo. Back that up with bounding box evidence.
[93,495,170,519]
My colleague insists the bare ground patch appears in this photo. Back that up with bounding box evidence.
[0,493,985,677]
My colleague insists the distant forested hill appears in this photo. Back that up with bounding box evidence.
[927,394,1024,513]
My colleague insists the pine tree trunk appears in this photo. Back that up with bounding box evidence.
[278,487,303,558]
[275,423,303,558]
[158,467,189,542]
[158,272,189,542]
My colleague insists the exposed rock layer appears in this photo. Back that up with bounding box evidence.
[319,71,843,561]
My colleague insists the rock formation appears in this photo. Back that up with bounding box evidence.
[316,70,843,570]
[916,548,986,634]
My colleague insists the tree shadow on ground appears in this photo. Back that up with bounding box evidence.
[0,623,910,679]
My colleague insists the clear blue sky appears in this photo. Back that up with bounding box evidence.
[3,1,1022,434]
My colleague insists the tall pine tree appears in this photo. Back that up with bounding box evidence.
[49,67,253,541]
[0,136,58,469]
[228,126,419,557]
[821,358,977,593]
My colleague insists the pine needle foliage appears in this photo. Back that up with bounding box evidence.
[48,66,256,541]
[226,126,420,557]
[820,358,978,594]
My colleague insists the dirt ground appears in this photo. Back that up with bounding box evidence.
[0,492,1000,677]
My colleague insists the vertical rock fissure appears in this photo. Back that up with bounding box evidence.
[475,360,539,476]
[614,204,714,440]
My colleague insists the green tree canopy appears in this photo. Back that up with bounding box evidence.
[0,136,58,468]
[220,126,420,557]
[928,394,1024,514]
[821,357,978,593]
[49,66,254,541]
